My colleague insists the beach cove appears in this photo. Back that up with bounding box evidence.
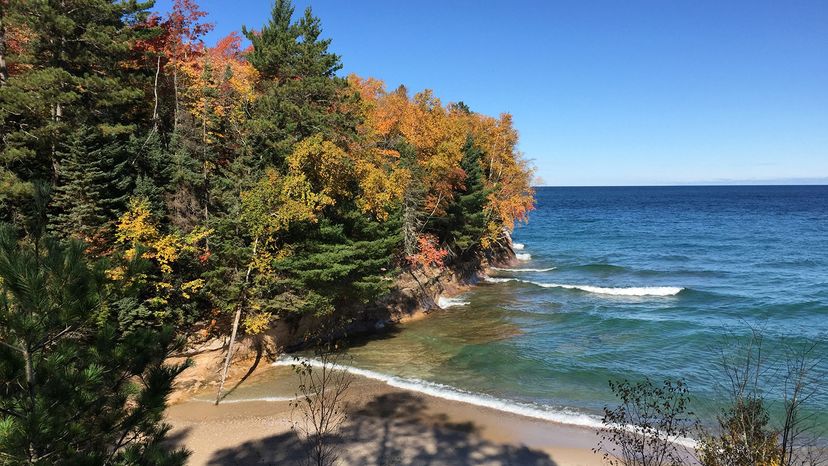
[166,364,603,466]
[167,186,828,464]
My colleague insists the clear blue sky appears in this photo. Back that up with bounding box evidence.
[154,0,828,186]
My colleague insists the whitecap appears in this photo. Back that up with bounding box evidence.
[483,276,519,283]
[484,277,683,296]
[536,283,684,296]
[490,266,557,272]
[515,253,532,261]
[437,296,470,308]
[512,243,525,250]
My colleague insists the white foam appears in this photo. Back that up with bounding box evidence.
[513,243,525,250]
[515,253,532,261]
[272,357,604,429]
[483,276,519,283]
[538,283,684,296]
[437,296,470,308]
[484,277,683,296]
[490,266,557,272]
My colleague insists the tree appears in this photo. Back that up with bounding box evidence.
[697,328,827,466]
[594,378,697,466]
[433,136,489,259]
[273,208,400,317]
[290,351,354,466]
[50,127,130,244]
[242,0,356,167]
[0,224,188,464]
[0,0,155,229]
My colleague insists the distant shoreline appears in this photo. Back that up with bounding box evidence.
[531,183,828,187]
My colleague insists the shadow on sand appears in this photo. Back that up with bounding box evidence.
[204,391,557,465]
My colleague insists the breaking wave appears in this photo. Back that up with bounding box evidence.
[490,266,557,272]
[515,253,532,261]
[484,277,684,296]
[437,296,470,308]
[272,357,603,429]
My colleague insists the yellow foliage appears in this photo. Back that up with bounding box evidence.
[114,197,212,305]
[242,312,272,335]
[178,32,259,147]
[287,134,354,201]
[116,198,157,245]
[241,168,330,241]
[348,74,535,230]
[106,266,126,281]
[355,160,410,220]
[181,279,205,299]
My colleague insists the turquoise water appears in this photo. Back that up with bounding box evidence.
[340,186,828,429]
[246,186,828,432]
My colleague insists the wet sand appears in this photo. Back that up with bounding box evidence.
[166,366,604,465]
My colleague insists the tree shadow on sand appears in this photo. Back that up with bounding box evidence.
[207,391,557,465]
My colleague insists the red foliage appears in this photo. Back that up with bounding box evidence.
[198,250,212,264]
[407,234,449,269]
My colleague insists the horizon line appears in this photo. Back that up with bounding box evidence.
[532,183,828,188]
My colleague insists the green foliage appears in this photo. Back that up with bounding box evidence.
[0,224,188,464]
[0,0,153,226]
[242,0,356,167]
[2,0,533,342]
[433,136,489,258]
[50,126,131,242]
[273,209,400,316]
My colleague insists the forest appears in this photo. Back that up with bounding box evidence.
[0,0,534,462]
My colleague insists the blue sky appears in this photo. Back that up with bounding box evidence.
[153,0,828,186]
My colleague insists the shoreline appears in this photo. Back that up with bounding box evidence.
[166,251,514,403]
[166,363,604,465]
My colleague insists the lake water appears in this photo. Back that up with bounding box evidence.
[249,186,828,433]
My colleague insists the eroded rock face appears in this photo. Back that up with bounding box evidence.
[168,243,517,402]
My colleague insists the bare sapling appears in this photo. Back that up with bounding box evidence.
[595,377,698,466]
[698,326,827,466]
[291,350,354,466]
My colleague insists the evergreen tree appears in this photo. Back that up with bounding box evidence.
[434,136,489,258]
[273,208,400,316]
[50,127,130,242]
[0,0,154,229]
[242,0,356,167]
[0,224,188,464]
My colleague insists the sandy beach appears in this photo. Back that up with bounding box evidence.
[166,364,604,465]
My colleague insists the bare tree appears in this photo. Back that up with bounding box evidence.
[698,326,827,466]
[291,351,354,466]
[595,378,697,466]
[779,340,826,466]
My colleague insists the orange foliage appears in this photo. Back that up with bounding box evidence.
[407,234,449,269]
[349,75,535,249]
[179,32,258,145]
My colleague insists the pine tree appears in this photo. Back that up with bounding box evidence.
[0,0,154,229]
[242,0,356,167]
[273,208,400,317]
[50,127,130,242]
[0,224,188,464]
[432,136,489,259]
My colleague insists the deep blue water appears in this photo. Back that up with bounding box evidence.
[254,186,828,432]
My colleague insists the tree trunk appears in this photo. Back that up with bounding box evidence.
[22,346,37,463]
[215,238,258,404]
[152,55,160,124]
[214,298,242,405]
[0,13,8,86]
